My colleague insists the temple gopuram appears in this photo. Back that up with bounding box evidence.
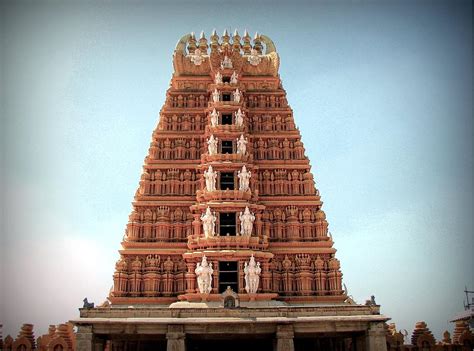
[2,30,458,351]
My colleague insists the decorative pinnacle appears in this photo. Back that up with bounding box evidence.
[254,31,259,40]
[211,29,217,36]
[243,29,250,38]
[233,29,239,37]
[190,32,195,39]
[223,29,229,36]
[200,31,206,39]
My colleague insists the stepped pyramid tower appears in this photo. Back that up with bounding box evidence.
[73,30,389,351]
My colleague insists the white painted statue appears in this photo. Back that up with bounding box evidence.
[234,108,244,126]
[236,134,248,155]
[214,71,223,85]
[248,48,262,66]
[200,207,217,238]
[233,89,242,103]
[230,71,238,84]
[207,134,218,155]
[195,255,214,294]
[237,165,251,191]
[204,165,217,192]
[244,255,261,294]
[221,55,233,69]
[210,108,219,127]
[239,206,255,236]
[212,89,220,102]
[190,48,204,66]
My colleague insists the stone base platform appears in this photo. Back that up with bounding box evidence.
[72,303,389,351]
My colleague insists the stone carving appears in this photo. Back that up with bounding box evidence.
[195,255,213,294]
[237,165,251,191]
[214,71,223,84]
[244,255,261,294]
[233,89,242,103]
[207,134,218,155]
[212,88,220,102]
[236,134,247,155]
[239,206,255,236]
[190,48,205,66]
[221,55,233,69]
[204,165,217,192]
[200,207,216,238]
[210,108,219,127]
[234,108,244,126]
[248,48,262,66]
[82,298,94,309]
[230,71,238,84]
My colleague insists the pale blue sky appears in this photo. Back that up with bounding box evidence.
[1,0,472,340]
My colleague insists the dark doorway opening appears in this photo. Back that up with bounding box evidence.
[221,140,233,154]
[219,212,236,236]
[218,261,238,293]
[186,335,273,351]
[223,76,231,83]
[220,172,234,190]
[222,93,231,101]
[222,114,233,125]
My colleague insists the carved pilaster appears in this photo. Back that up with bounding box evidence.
[166,325,185,351]
[366,322,387,351]
[276,325,294,351]
[76,326,93,351]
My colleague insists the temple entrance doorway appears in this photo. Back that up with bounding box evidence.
[186,334,273,351]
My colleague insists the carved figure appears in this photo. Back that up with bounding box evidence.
[210,108,219,127]
[248,49,261,66]
[207,134,218,155]
[82,298,94,309]
[195,255,213,293]
[237,165,251,191]
[233,89,242,103]
[230,71,238,84]
[190,48,204,66]
[204,165,217,192]
[214,71,223,84]
[239,206,255,236]
[201,207,216,238]
[212,89,220,102]
[221,55,233,69]
[244,255,261,293]
[236,134,248,155]
[234,108,244,126]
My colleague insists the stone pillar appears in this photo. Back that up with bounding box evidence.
[366,322,387,351]
[276,324,294,351]
[93,338,105,351]
[76,326,93,351]
[166,325,185,351]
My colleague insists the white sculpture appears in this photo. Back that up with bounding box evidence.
[239,206,255,236]
[237,165,251,191]
[221,55,233,69]
[234,108,244,126]
[236,134,248,155]
[214,71,223,85]
[190,48,204,66]
[195,255,214,294]
[207,134,218,155]
[248,48,261,66]
[210,108,219,127]
[212,89,220,102]
[201,207,217,238]
[244,255,261,294]
[204,165,217,192]
[233,89,242,103]
[230,71,238,84]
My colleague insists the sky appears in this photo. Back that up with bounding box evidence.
[1,0,472,342]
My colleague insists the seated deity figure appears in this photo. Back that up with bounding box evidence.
[210,108,219,127]
[204,165,217,192]
[237,165,251,191]
[221,55,233,69]
[214,71,223,85]
[239,206,255,236]
[201,207,216,238]
[212,89,220,102]
[190,48,204,66]
[233,89,242,103]
[207,134,218,155]
[234,108,244,126]
[244,255,261,294]
[195,255,213,294]
[236,134,248,155]
[230,71,238,84]
[247,48,262,66]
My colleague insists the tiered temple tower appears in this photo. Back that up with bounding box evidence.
[73,30,389,351]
